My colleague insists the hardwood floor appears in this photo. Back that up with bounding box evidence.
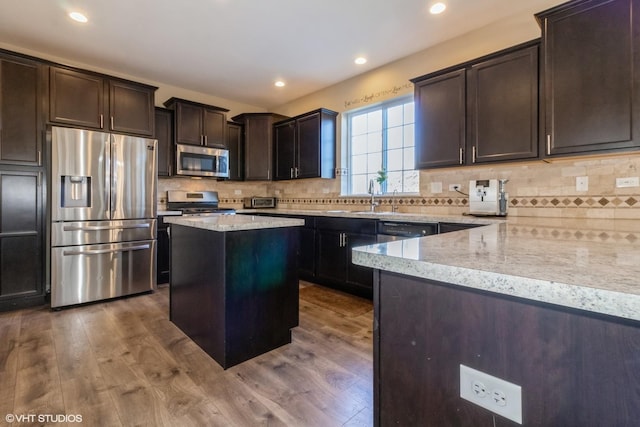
[0,282,373,427]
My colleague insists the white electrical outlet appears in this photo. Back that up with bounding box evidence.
[460,364,522,424]
[616,177,640,188]
[449,184,461,191]
[576,176,588,192]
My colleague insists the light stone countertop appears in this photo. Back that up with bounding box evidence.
[351,216,640,322]
[164,214,304,232]
[236,208,502,225]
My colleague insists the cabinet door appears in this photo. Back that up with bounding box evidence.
[299,225,316,280]
[345,233,375,291]
[244,115,273,180]
[0,55,42,165]
[539,0,640,156]
[175,103,203,145]
[273,120,296,180]
[414,69,466,168]
[296,113,322,179]
[203,108,226,148]
[155,108,173,177]
[316,230,346,284]
[467,45,539,163]
[109,80,154,136]
[227,122,243,181]
[157,222,170,284]
[49,66,105,129]
[0,170,43,308]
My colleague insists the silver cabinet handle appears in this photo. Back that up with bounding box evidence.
[472,146,476,163]
[100,114,104,128]
[110,116,114,130]
[63,223,151,231]
[38,150,42,166]
[295,167,299,178]
[459,148,463,165]
[204,135,208,146]
[290,167,294,179]
[63,244,150,256]
[546,135,551,155]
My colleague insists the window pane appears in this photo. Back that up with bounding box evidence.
[352,154,367,174]
[352,134,368,155]
[352,114,368,136]
[367,152,382,174]
[368,111,382,132]
[404,102,415,124]
[403,124,415,148]
[404,170,419,193]
[387,148,403,171]
[403,147,414,169]
[352,174,368,194]
[388,105,403,127]
[367,131,382,153]
[387,127,403,149]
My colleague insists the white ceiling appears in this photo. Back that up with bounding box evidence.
[0,0,566,109]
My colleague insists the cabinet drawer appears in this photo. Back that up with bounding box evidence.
[316,217,376,234]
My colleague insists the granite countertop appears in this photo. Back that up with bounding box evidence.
[164,214,304,232]
[352,216,640,322]
[237,208,501,225]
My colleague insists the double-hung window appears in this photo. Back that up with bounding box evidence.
[346,96,418,195]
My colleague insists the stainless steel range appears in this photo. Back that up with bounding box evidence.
[50,126,157,308]
[166,190,235,216]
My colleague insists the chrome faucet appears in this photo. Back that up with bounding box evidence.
[368,179,379,212]
[391,189,399,213]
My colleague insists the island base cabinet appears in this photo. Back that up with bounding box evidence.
[170,225,299,369]
[375,271,640,427]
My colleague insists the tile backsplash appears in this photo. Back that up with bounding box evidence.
[159,153,640,219]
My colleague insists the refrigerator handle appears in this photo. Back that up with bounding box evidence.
[63,223,151,232]
[63,244,151,256]
[107,137,114,219]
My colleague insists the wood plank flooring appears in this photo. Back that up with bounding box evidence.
[0,282,373,427]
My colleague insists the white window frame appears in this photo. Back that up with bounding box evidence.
[344,96,417,195]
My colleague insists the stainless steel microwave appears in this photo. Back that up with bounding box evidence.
[176,144,229,178]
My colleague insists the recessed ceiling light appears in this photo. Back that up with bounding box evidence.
[354,57,367,65]
[69,12,88,23]
[430,2,446,14]
[275,80,285,87]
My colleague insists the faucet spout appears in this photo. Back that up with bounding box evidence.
[368,179,379,212]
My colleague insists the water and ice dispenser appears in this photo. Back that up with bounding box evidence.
[60,176,91,208]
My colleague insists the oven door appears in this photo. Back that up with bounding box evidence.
[176,144,229,178]
[51,240,157,308]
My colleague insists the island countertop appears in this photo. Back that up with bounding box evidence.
[352,216,640,322]
[164,214,304,232]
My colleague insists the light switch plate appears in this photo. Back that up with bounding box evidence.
[576,176,588,192]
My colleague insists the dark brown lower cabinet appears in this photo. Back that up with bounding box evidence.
[156,216,170,284]
[0,169,45,311]
[316,217,376,298]
[375,271,640,426]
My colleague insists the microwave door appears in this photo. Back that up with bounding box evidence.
[51,126,110,222]
[110,134,157,220]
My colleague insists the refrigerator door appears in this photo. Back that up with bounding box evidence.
[51,126,110,221]
[51,218,156,247]
[51,239,157,308]
[111,134,157,220]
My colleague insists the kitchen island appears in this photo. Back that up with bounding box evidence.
[164,214,304,369]
[352,216,640,426]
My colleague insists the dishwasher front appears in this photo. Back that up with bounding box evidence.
[376,221,438,243]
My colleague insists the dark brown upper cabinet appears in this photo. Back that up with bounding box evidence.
[231,113,289,181]
[273,109,338,181]
[49,66,156,136]
[164,97,228,149]
[226,121,244,181]
[537,0,640,157]
[412,41,539,169]
[155,107,173,177]
[0,52,44,166]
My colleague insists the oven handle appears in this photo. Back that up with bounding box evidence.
[63,244,151,256]
[63,224,151,232]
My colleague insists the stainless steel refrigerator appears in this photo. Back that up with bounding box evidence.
[50,126,157,308]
